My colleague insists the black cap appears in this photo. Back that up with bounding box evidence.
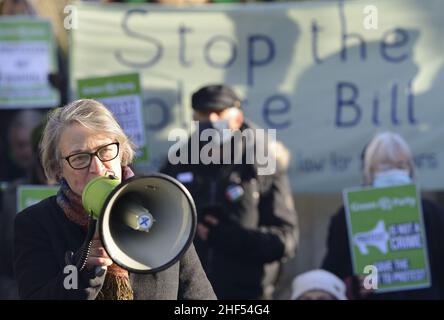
[191,84,240,112]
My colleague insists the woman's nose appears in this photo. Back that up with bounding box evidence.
[89,155,106,174]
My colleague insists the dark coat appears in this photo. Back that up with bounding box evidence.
[13,196,216,300]
[322,199,444,299]
[161,122,299,299]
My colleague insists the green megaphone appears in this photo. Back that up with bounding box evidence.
[82,175,121,220]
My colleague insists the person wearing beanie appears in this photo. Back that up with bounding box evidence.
[291,269,347,300]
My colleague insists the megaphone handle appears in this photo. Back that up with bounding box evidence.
[74,218,109,277]
[75,217,97,272]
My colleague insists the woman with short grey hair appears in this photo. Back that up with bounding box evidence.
[14,99,216,300]
[362,131,415,186]
[40,99,135,183]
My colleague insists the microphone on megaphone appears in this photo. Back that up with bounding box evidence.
[66,173,197,275]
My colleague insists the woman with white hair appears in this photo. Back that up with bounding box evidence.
[322,131,444,299]
[13,99,216,300]
[362,131,415,187]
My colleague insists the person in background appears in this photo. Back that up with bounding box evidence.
[0,0,36,15]
[0,116,56,300]
[2,110,44,182]
[322,131,444,299]
[161,84,298,299]
[290,269,347,300]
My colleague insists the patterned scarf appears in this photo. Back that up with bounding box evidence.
[57,166,135,300]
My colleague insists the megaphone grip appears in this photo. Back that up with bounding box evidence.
[74,216,97,271]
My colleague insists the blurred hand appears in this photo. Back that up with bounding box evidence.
[357,274,376,297]
[196,215,219,241]
[344,274,375,300]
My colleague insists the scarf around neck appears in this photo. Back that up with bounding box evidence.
[56,166,135,300]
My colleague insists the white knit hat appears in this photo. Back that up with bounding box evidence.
[291,269,347,300]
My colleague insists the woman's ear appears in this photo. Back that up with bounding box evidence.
[55,166,62,182]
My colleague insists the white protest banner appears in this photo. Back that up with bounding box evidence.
[0,17,60,109]
[70,0,444,192]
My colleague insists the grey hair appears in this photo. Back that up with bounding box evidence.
[40,99,136,181]
[363,131,415,186]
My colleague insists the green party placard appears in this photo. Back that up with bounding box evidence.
[0,17,59,108]
[344,184,431,293]
[77,73,148,162]
[17,185,58,212]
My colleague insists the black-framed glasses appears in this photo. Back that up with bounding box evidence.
[64,142,120,170]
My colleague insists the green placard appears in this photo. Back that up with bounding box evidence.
[77,73,148,162]
[344,184,431,293]
[77,73,141,99]
[17,185,59,212]
[0,17,60,108]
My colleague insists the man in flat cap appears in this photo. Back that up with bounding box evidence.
[161,84,299,299]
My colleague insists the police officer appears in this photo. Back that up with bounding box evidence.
[161,84,299,299]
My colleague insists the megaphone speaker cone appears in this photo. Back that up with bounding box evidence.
[95,174,197,274]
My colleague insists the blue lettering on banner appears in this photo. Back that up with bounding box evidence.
[293,151,439,176]
[413,153,438,170]
[336,80,418,128]
[336,82,361,127]
[115,8,163,68]
[311,20,323,64]
[329,152,352,172]
[372,94,380,126]
[204,35,237,68]
[381,28,410,63]
[391,84,400,125]
[407,79,417,124]
[262,94,291,129]
[338,1,410,64]
[339,0,367,62]
[179,24,193,67]
[247,35,275,86]
[111,5,419,136]
[295,154,326,173]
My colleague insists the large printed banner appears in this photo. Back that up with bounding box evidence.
[70,0,444,192]
[344,184,430,293]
